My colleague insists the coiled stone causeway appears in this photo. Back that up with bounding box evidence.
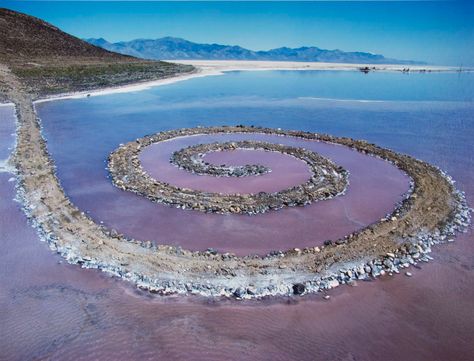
[170,141,272,177]
[108,130,349,215]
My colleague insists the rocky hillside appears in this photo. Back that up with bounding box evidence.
[0,8,127,63]
[0,8,193,97]
[86,36,424,65]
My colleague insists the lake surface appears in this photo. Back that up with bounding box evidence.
[1,70,473,360]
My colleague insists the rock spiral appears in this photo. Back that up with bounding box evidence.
[108,132,349,215]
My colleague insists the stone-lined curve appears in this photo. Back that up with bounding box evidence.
[170,141,271,177]
[13,114,470,299]
[108,136,349,215]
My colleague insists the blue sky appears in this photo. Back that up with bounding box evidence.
[3,1,473,65]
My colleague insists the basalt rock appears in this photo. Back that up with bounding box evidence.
[292,283,306,295]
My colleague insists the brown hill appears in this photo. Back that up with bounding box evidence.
[0,8,193,97]
[0,8,128,62]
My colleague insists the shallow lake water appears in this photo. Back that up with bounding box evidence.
[1,70,473,360]
[51,127,409,255]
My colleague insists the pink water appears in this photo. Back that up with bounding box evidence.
[2,68,474,361]
[1,170,473,361]
[144,146,312,194]
[126,133,411,255]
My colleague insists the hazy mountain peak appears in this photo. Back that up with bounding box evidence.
[85,37,424,65]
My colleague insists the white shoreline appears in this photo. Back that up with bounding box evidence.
[171,59,462,73]
[32,60,467,104]
[34,68,222,104]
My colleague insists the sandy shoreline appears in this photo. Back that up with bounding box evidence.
[32,68,217,103]
[171,59,462,73]
[32,60,466,104]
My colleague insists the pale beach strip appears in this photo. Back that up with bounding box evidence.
[33,60,465,104]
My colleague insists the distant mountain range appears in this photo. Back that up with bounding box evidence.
[85,37,424,65]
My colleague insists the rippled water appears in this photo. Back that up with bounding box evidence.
[1,71,473,360]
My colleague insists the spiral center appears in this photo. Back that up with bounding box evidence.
[170,141,271,177]
[108,129,349,215]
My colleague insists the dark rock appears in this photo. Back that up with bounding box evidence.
[233,287,246,298]
[206,248,218,255]
[292,283,306,295]
[246,286,257,295]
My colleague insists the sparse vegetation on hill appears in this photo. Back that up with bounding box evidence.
[12,61,192,96]
[0,8,194,97]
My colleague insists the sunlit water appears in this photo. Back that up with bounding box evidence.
[1,71,473,360]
